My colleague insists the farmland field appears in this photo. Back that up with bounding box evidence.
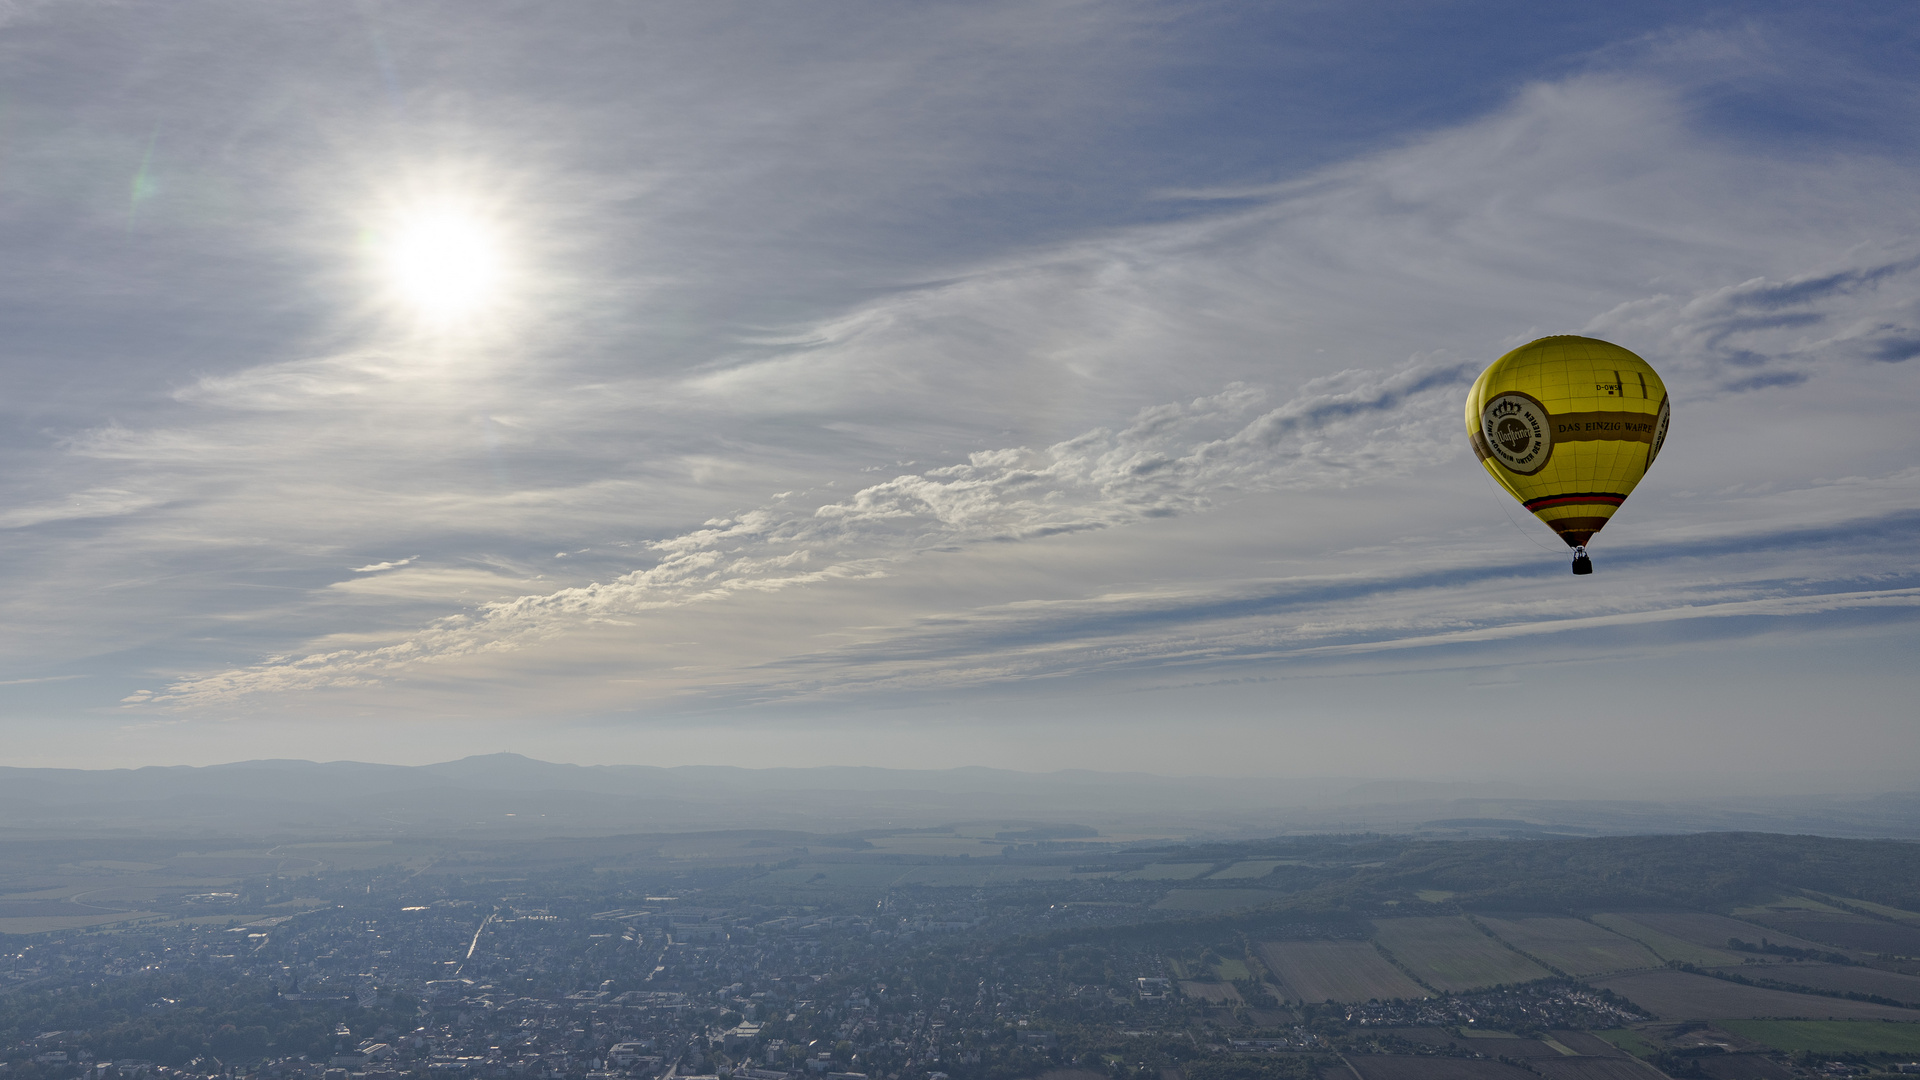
[1208,860,1287,879]
[860,835,1006,857]
[1588,969,1920,1020]
[164,853,320,874]
[1540,1033,1621,1058]
[0,910,164,934]
[755,863,917,887]
[1716,1019,1920,1055]
[1371,916,1551,992]
[1737,909,1920,955]
[1705,962,1920,1005]
[1207,957,1254,981]
[1451,1038,1564,1059]
[1735,894,1850,916]
[1591,1029,1660,1058]
[0,899,129,917]
[1596,912,1834,959]
[892,863,1080,885]
[1804,894,1920,926]
[1178,980,1241,1003]
[1118,863,1215,880]
[1347,1057,1534,1079]
[755,861,1087,887]
[1528,1061,1651,1080]
[1476,916,1663,976]
[1688,1055,1793,1079]
[267,840,442,870]
[1376,1027,1473,1049]
[1152,888,1278,912]
[1588,913,1748,967]
[1257,940,1428,1002]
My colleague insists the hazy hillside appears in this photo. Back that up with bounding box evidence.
[0,755,1917,841]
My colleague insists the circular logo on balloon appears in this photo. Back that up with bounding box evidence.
[1480,391,1552,474]
[1648,394,1670,466]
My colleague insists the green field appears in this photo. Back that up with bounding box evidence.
[1257,939,1428,1003]
[754,863,916,887]
[1707,962,1920,1006]
[1179,980,1241,1004]
[750,861,1094,888]
[1477,915,1662,976]
[1718,1019,1920,1055]
[1733,894,1849,917]
[1208,860,1286,879]
[1590,1029,1660,1059]
[1119,863,1216,880]
[1618,910,1834,955]
[0,910,166,935]
[1371,916,1551,992]
[271,840,443,871]
[898,862,1083,885]
[1804,893,1920,926]
[897,862,1082,885]
[1741,909,1920,955]
[1590,969,1920,1021]
[860,835,1006,857]
[1211,957,1254,981]
[1152,888,1278,912]
[1589,913,1756,967]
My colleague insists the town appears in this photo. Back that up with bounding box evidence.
[8,830,1920,1079]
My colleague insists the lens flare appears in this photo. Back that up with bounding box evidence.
[379,205,505,323]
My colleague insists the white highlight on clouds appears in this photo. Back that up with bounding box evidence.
[351,557,417,573]
[115,61,1920,716]
[328,566,546,603]
[1290,586,1920,658]
[1587,255,1920,390]
[137,361,1474,707]
[32,42,1915,723]
[677,471,1920,708]
[0,488,160,530]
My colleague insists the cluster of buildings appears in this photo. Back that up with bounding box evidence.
[1333,983,1647,1030]
[3,886,1184,1080]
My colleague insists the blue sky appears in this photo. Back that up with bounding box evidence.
[1,1,1917,785]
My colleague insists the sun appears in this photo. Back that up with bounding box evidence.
[377,203,506,324]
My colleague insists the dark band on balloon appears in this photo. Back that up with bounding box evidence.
[1469,431,1491,461]
[1546,517,1610,547]
[1523,492,1626,512]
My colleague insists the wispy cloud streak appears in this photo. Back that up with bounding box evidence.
[0,7,1898,758]
[116,58,1920,716]
[693,500,1920,704]
[134,360,1475,706]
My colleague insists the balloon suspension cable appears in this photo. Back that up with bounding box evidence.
[1480,470,1560,555]
[1570,545,1593,576]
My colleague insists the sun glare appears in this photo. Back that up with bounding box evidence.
[378,204,506,324]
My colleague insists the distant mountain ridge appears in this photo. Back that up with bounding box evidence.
[0,753,1916,841]
[0,753,1399,803]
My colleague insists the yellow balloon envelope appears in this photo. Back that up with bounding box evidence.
[1464,335,1669,572]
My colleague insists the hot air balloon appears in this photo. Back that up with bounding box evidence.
[1465,335,1669,575]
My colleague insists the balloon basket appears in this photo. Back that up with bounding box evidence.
[1571,547,1593,575]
